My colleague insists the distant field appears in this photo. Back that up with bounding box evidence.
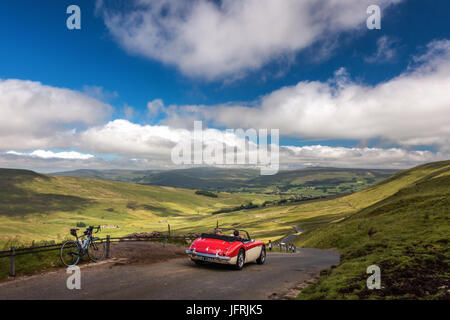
[53,167,396,196]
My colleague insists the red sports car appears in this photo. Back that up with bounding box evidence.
[186,228,266,270]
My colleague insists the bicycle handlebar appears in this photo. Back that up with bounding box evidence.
[85,225,101,234]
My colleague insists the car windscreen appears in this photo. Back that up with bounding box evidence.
[200,233,245,242]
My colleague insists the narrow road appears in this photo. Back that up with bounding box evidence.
[272,220,303,245]
[241,210,302,244]
[0,248,339,300]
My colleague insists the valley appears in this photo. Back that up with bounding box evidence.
[0,160,449,299]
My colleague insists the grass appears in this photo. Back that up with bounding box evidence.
[0,169,281,246]
[0,250,62,280]
[295,160,450,300]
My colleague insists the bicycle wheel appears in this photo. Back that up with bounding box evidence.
[60,240,80,267]
[87,237,106,262]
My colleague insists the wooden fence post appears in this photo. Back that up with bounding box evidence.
[106,235,110,259]
[168,224,170,238]
[163,235,167,247]
[9,246,15,277]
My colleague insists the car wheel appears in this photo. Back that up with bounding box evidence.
[235,249,245,270]
[256,246,266,265]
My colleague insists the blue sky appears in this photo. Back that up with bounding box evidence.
[0,0,449,171]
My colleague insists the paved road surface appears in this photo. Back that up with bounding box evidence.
[0,248,339,300]
[275,222,303,245]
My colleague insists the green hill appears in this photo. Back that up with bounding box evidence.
[52,169,161,182]
[53,167,396,196]
[295,160,450,299]
[0,168,279,245]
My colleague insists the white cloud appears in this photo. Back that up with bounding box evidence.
[279,145,446,169]
[365,36,398,63]
[6,150,94,160]
[123,104,134,119]
[0,79,113,151]
[77,119,258,159]
[147,99,164,116]
[82,85,118,102]
[64,119,448,170]
[0,152,122,173]
[97,0,403,79]
[79,119,187,158]
[1,142,445,172]
[160,40,450,150]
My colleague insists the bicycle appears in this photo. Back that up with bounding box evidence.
[60,225,106,267]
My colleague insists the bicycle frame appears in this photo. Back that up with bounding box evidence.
[79,236,91,252]
[73,232,94,253]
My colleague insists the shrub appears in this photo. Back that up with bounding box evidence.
[195,190,218,198]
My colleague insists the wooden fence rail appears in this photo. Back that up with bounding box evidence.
[0,235,195,277]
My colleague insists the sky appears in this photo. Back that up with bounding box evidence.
[0,0,449,172]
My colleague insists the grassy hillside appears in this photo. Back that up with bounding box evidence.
[54,167,396,196]
[1,161,447,297]
[52,169,161,182]
[295,160,450,299]
[0,168,281,246]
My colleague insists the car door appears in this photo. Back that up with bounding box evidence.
[243,240,261,263]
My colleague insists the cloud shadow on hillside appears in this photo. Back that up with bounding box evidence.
[0,169,93,216]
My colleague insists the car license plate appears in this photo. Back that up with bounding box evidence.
[198,256,215,262]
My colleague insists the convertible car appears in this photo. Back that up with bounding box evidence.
[186,228,266,270]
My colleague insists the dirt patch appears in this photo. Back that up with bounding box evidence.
[268,271,319,300]
[109,241,187,265]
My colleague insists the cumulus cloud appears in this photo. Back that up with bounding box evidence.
[0,79,113,151]
[0,141,445,172]
[97,0,403,79]
[78,119,186,158]
[279,145,447,169]
[160,40,450,150]
[0,112,446,171]
[6,150,94,160]
[1,38,448,171]
[60,119,448,170]
[77,119,265,161]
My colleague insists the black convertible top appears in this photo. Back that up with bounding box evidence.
[200,233,244,243]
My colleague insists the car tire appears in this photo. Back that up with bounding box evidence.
[235,249,245,270]
[256,246,266,265]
